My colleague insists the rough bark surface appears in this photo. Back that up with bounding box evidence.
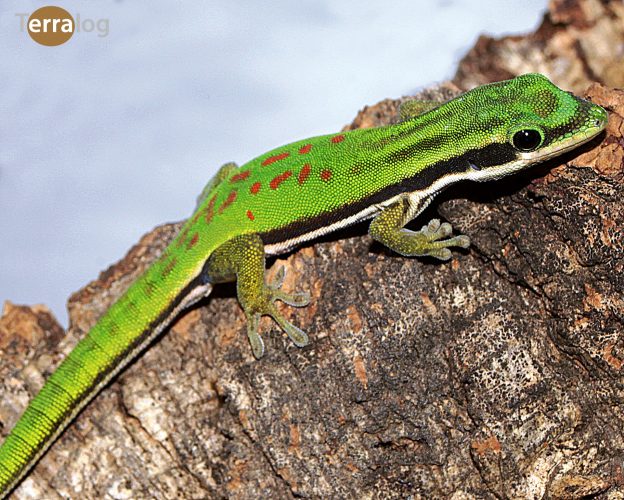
[454,0,624,93]
[1,0,623,498]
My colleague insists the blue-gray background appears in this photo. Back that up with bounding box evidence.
[0,1,547,326]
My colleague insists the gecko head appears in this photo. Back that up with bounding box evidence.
[459,73,607,181]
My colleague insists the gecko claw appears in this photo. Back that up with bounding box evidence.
[455,235,471,249]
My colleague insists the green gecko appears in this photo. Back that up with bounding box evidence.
[0,74,607,496]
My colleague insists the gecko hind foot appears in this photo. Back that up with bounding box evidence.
[246,266,310,359]
[206,235,311,359]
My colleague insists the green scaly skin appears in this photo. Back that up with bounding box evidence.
[0,74,607,496]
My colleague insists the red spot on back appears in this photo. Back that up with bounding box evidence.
[246,210,255,221]
[270,170,293,190]
[331,134,345,144]
[161,257,178,278]
[218,190,237,213]
[262,151,290,166]
[250,182,261,195]
[299,144,312,154]
[230,170,250,183]
[204,194,217,224]
[320,169,332,182]
[298,163,311,185]
[176,228,189,247]
[187,233,199,249]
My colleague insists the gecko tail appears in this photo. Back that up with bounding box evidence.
[0,280,213,498]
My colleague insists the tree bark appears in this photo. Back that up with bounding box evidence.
[1,0,623,498]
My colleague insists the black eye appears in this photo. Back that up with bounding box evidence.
[511,129,542,152]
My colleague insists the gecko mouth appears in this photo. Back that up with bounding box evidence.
[522,120,606,164]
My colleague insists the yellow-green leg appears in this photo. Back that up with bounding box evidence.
[204,234,310,358]
[369,195,470,260]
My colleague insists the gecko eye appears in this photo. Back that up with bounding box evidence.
[511,129,543,152]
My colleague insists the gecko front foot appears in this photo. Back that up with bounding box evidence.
[370,197,470,260]
[417,219,470,260]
